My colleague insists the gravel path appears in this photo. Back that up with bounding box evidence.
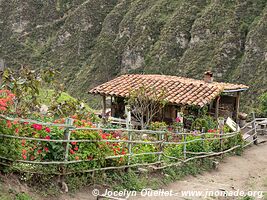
[62,136,267,200]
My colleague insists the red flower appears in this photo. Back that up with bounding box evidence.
[15,128,19,134]
[30,155,35,161]
[71,141,77,145]
[0,100,7,107]
[0,106,7,111]
[22,149,27,155]
[101,134,107,139]
[44,147,49,152]
[45,127,51,133]
[121,151,126,155]
[45,135,51,140]
[32,124,43,131]
[37,149,42,154]
[75,156,79,160]
[6,120,12,128]
[70,149,75,154]
[21,140,26,146]
[22,155,27,160]
[74,146,79,151]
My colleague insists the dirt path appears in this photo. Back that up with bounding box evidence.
[62,136,267,200]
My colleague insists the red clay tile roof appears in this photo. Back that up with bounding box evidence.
[89,74,249,107]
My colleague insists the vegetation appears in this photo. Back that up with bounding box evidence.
[0,81,244,195]
[1,0,266,111]
[127,85,166,129]
[259,92,267,117]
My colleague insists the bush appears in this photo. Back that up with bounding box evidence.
[259,92,267,116]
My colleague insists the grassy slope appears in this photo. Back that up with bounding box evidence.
[0,0,266,110]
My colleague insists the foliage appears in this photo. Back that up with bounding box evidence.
[149,121,167,131]
[2,67,58,116]
[259,93,267,116]
[2,67,93,119]
[127,85,166,129]
[131,142,157,164]
[191,115,217,132]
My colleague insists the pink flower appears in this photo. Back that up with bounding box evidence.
[45,135,50,140]
[44,147,49,152]
[175,117,181,123]
[45,127,51,133]
[74,146,79,151]
[32,124,43,131]
[71,142,77,145]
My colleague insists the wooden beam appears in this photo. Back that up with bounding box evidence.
[215,96,221,119]
[235,91,240,122]
[0,59,5,86]
[102,95,107,122]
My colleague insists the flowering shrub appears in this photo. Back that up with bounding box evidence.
[0,90,15,112]
[0,107,244,174]
[0,114,131,173]
[131,142,157,164]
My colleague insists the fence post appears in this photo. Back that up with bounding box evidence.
[60,117,73,192]
[252,112,258,145]
[125,106,132,166]
[201,127,205,146]
[218,118,224,158]
[0,59,5,86]
[183,133,187,160]
[158,132,164,162]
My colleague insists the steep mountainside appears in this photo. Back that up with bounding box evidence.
[0,0,266,109]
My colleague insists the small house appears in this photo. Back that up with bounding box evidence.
[89,72,248,124]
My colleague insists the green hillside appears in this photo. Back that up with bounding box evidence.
[0,0,266,110]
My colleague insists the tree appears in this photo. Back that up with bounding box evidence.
[127,85,166,129]
[259,92,267,116]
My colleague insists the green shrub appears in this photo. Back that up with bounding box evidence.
[259,93,267,116]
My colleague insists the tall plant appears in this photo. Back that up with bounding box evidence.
[127,85,166,129]
[2,67,60,116]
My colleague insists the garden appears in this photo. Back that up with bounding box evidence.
[0,67,247,195]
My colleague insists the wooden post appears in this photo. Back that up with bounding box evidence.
[125,105,132,166]
[102,95,107,124]
[218,118,224,157]
[252,112,258,145]
[0,59,5,86]
[235,92,240,122]
[64,118,73,161]
[201,127,205,148]
[183,134,187,160]
[60,117,73,193]
[158,132,164,161]
[215,96,221,120]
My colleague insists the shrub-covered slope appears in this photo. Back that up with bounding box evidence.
[0,0,266,109]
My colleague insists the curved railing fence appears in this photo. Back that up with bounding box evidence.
[0,114,263,176]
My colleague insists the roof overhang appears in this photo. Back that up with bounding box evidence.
[223,88,249,93]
